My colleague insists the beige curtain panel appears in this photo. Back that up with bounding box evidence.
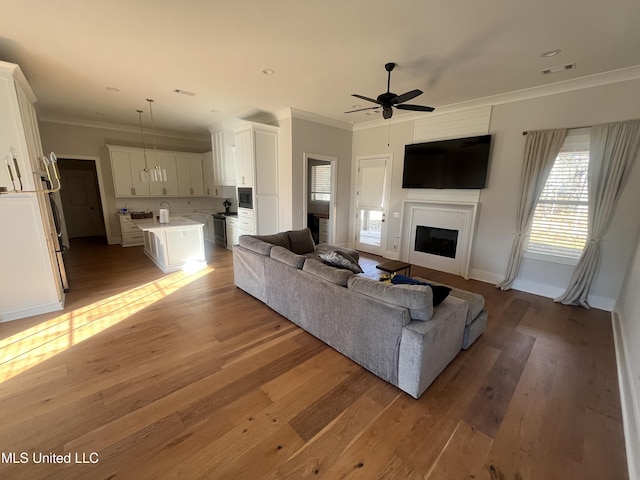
[556,119,640,307]
[497,129,567,290]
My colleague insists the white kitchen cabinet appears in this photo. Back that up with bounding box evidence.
[212,130,236,186]
[203,149,235,197]
[0,60,64,321]
[234,128,254,187]
[233,123,279,235]
[176,155,204,196]
[119,215,145,246]
[108,146,204,198]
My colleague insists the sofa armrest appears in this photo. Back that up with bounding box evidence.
[398,296,468,398]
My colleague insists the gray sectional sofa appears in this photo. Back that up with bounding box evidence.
[232,228,487,399]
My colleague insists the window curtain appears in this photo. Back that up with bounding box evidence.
[497,129,567,290]
[555,120,640,307]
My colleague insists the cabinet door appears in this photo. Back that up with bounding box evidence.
[161,154,179,195]
[145,152,164,196]
[111,151,135,196]
[189,156,204,196]
[234,129,254,186]
[176,156,192,196]
[203,150,214,195]
[129,151,150,196]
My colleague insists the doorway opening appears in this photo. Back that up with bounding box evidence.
[57,156,110,246]
[304,154,337,245]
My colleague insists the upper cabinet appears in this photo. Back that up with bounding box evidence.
[233,123,279,235]
[234,128,255,187]
[108,145,204,198]
[212,130,236,186]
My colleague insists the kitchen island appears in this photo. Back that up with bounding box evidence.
[133,217,205,273]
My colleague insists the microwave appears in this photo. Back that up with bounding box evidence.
[238,187,253,209]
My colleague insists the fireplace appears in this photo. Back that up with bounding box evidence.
[400,195,479,279]
[415,226,458,258]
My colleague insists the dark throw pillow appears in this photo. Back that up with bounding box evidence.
[387,274,452,306]
[319,250,364,274]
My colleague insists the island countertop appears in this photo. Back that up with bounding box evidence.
[132,216,204,232]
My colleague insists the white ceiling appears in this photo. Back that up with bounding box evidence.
[2,0,640,137]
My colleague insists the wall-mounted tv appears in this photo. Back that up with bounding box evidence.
[401,134,492,189]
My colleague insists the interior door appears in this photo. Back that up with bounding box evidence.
[60,169,105,238]
[355,155,392,255]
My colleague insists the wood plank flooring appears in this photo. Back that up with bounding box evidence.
[0,238,628,479]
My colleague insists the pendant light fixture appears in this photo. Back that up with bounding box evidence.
[137,98,167,183]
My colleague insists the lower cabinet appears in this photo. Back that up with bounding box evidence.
[119,215,144,246]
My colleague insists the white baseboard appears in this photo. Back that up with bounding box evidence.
[612,310,639,480]
[511,278,615,311]
[0,300,63,323]
[469,268,503,285]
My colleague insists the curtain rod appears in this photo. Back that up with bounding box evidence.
[522,125,593,135]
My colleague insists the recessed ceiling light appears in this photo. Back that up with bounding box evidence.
[105,87,120,92]
[540,49,562,58]
[352,104,361,109]
[94,112,105,116]
[211,109,221,113]
[262,68,275,75]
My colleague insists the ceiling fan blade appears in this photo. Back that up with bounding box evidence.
[352,94,382,105]
[392,89,423,104]
[396,104,435,112]
[344,106,380,114]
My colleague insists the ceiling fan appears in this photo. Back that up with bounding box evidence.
[345,62,435,119]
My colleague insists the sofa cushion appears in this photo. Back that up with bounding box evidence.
[386,274,451,306]
[414,277,484,325]
[270,245,306,269]
[315,244,360,262]
[287,228,316,255]
[253,232,290,250]
[303,258,354,286]
[238,235,274,256]
[319,250,364,274]
[347,276,433,321]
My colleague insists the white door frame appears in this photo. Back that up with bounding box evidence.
[353,153,393,256]
[302,153,337,245]
[58,154,112,244]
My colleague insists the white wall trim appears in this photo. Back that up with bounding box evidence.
[276,107,353,131]
[353,65,640,131]
[511,278,615,311]
[612,310,640,480]
[302,153,338,245]
[0,300,63,323]
[38,117,209,143]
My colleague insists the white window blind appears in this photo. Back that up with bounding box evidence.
[311,164,331,202]
[526,130,590,259]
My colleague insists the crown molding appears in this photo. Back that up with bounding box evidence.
[276,107,354,131]
[37,114,210,142]
[353,65,640,131]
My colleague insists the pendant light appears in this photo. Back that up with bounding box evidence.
[137,98,167,183]
[137,109,150,182]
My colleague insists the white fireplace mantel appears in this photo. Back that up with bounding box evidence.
[399,192,480,279]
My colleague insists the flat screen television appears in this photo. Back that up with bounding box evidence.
[402,134,492,189]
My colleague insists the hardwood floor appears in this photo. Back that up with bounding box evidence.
[0,238,627,479]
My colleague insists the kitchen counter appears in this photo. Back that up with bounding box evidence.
[132,216,206,273]
[132,216,204,231]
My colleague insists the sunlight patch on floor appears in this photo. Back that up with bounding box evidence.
[0,266,213,383]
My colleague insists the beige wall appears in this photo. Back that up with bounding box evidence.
[351,77,640,309]
[38,121,210,242]
[291,117,352,245]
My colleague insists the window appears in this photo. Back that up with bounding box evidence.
[526,129,590,260]
[310,164,331,203]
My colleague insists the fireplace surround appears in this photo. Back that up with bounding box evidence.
[400,192,479,279]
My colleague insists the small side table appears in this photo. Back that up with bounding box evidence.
[376,260,412,277]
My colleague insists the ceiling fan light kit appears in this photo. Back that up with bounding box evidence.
[345,62,435,119]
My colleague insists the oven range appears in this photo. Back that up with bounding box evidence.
[212,212,237,248]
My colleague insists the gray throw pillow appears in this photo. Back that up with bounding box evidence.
[319,250,364,274]
[287,229,316,255]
